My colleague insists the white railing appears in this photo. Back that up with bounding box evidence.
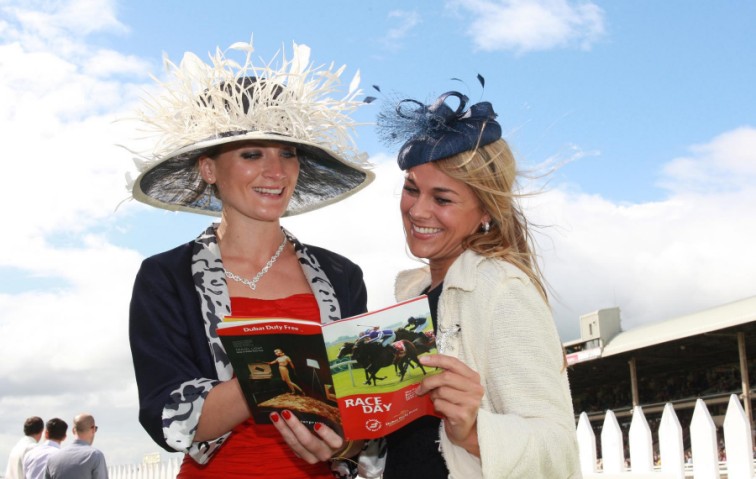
[577,394,755,478]
[108,457,180,479]
[107,394,755,479]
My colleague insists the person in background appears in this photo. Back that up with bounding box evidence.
[372,81,582,478]
[4,416,43,479]
[128,38,375,478]
[23,418,67,479]
[44,413,107,479]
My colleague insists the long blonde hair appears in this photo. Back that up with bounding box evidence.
[434,138,548,302]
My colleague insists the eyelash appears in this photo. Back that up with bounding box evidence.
[240,150,298,160]
[403,185,452,205]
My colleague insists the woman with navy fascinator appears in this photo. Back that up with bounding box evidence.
[372,78,582,478]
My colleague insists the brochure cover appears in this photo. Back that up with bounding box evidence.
[217,295,439,439]
[322,295,440,439]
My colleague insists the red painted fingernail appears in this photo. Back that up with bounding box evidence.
[314,423,322,431]
[282,410,292,420]
[270,413,280,423]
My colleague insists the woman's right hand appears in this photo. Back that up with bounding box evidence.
[270,410,360,463]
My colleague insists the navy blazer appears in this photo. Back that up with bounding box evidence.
[129,240,368,452]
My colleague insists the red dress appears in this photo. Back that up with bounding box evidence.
[178,294,334,478]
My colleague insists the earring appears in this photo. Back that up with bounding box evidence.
[482,222,490,233]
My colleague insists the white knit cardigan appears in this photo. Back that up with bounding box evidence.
[394,249,582,478]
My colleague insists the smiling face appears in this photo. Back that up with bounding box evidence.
[400,162,490,281]
[199,141,300,223]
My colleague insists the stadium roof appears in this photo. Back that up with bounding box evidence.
[568,295,756,399]
[601,295,756,357]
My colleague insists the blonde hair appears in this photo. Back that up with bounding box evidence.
[434,138,547,302]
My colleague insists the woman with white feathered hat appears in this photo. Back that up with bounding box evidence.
[128,39,374,478]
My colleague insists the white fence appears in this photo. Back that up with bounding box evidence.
[107,394,755,479]
[108,457,180,479]
[577,394,755,478]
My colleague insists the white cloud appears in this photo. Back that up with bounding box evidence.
[83,49,153,78]
[448,0,606,53]
[0,0,160,467]
[0,235,151,463]
[381,10,422,51]
[659,126,756,194]
[2,0,127,43]
[0,239,140,376]
[0,32,147,245]
[531,128,756,339]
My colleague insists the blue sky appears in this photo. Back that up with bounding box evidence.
[1,0,755,469]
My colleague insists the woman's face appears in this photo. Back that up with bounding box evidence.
[400,162,489,271]
[200,141,299,223]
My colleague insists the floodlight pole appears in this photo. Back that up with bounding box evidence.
[737,332,752,427]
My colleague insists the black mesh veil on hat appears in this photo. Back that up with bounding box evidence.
[128,39,374,216]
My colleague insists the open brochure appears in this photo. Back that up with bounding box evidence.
[216,295,440,439]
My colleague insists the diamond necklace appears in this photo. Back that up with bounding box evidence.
[224,236,288,291]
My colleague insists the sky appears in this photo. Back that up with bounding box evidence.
[1,0,755,470]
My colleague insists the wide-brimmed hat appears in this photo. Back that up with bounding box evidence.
[375,78,501,170]
[129,39,374,216]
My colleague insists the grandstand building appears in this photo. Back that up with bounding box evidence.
[565,295,756,440]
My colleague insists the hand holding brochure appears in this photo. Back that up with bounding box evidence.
[217,295,440,439]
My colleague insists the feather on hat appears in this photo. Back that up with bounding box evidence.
[128,38,373,216]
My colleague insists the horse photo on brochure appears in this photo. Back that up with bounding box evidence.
[322,295,442,439]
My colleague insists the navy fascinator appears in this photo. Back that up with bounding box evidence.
[376,81,501,170]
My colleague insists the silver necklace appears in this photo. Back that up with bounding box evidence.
[224,236,288,291]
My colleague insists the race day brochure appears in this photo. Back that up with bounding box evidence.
[216,295,440,439]
[322,295,440,439]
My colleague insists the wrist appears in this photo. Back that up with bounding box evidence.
[331,439,363,460]
[457,425,480,457]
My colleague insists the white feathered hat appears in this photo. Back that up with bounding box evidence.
[129,38,374,216]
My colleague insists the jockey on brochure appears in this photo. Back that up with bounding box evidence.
[359,326,397,347]
[404,315,428,332]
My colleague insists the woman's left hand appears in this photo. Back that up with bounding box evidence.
[416,353,484,456]
[270,410,346,463]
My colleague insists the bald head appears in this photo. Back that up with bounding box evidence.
[72,413,98,444]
